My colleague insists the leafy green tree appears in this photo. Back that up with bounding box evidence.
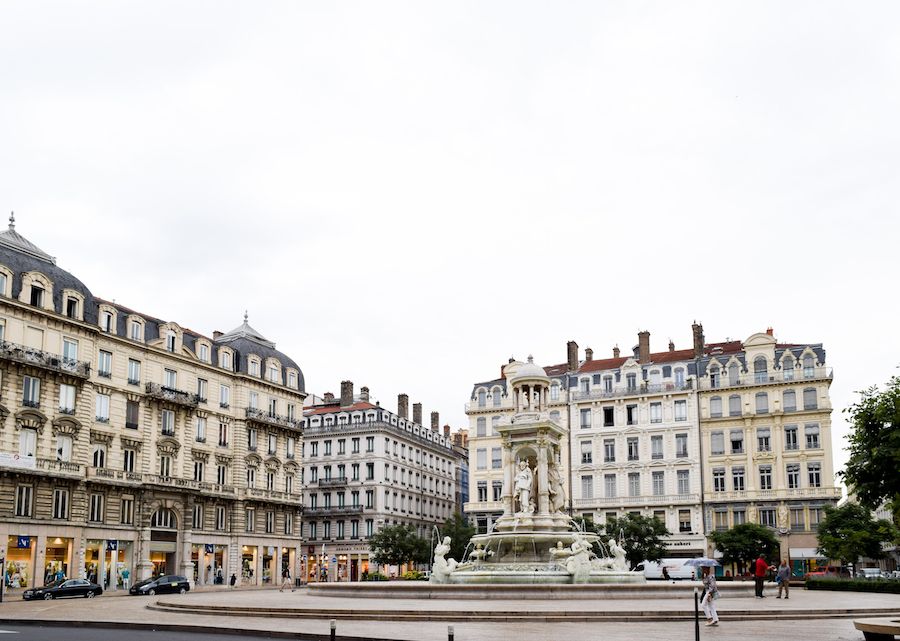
[599,513,670,569]
[841,375,900,519]
[709,523,779,571]
[440,512,475,562]
[817,503,898,576]
[369,524,431,568]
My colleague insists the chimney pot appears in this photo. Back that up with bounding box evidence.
[613,345,620,359]
[692,322,705,358]
[766,327,774,336]
[340,380,353,407]
[323,392,335,402]
[567,340,579,371]
[360,386,370,402]
[585,348,593,362]
[397,394,408,419]
[413,402,423,425]
[443,425,450,438]
[213,331,223,340]
[638,331,651,364]
[668,339,675,352]
[431,411,439,431]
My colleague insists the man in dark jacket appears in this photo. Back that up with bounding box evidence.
[755,555,773,597]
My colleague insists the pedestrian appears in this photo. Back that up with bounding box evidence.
[230,573,237,589]
[700,566,720,626]
[662,566,671,581]
[776,559,791,599]
[280,568,294,592]
[754,554,774,598]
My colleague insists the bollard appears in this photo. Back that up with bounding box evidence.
[330,619,336,641]
[448,624,455,641]
[693,587,700,641]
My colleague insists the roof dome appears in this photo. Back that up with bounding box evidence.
[507,355,549,384]
[215,312,306,392]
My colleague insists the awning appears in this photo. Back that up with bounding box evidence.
[790,547,824,559]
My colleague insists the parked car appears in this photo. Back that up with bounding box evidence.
[129,574,190,596]
[860,568,883,580]
[23,579,103,600]
[803,566,850,580]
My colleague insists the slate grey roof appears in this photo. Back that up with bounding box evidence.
[215,315,305,392]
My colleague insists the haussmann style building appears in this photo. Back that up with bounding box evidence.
[0,216,307,592]
[465,324,838,568]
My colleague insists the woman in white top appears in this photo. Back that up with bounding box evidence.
[701,566,720,626]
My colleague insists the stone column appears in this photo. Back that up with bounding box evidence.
[501,442,514,515]
[35,535,47,589]
[98,539,107,589]
[180,528,193,587]
[137,527,153,580]
[537,441,549,515]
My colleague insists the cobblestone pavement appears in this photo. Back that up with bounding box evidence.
[0,585,896,641]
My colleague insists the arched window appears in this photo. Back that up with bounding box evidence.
[803,355,815,378]
[492,387,502,407]
[754,357,767,383]
[151,508,177,529]
[782,355,794,380]
[709,396,722,418]
[803,388,817,410]
[728,363,740,385]
[92,444,106,468]
[755,392,768,415]
[729,394,742,417]
[783,390,797,412]
[477,389,486,407]
[709,366,720,388]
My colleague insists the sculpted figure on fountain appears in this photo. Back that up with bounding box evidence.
[430,536,458,584]
[514,460,534,514]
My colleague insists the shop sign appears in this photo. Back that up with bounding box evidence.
[205,544,214,553]
[331,556,337,563]
[16,537,30,549]
[0,453,35,470]
[106,541,118,551]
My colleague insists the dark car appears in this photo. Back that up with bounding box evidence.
[23,579,103,600]
[129,574,190,596]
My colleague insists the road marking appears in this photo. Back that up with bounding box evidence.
[0,630,19,634]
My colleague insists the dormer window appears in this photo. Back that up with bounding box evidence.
[0,271,7,297]
[221,351,232,370]
[249,360,259,376]
[66,297,79,319]
[288,372,297,389]
[130,320,142,341]
[101,311,113,332]
[30,285,44,307]
[166,330,176,352]
[268,365,278,383]
[199,343,209,362]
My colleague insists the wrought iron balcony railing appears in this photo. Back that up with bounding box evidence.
[245,407,301,430]
[0,340,91,379]
[145,383,200,408]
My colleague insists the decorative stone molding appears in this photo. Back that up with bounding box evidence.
[15,409,47,433]
[195,409,209,419]
[121,435,143,451]
[283,460,299,474]
[215,454,233,466]
[90,429,114,445]
[245,453,261,468]
[51,416,81,437]
[265,456,281,472]
[191,448,210,462]
[156,436,181,455]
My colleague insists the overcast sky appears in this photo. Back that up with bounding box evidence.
[2,2,898,478]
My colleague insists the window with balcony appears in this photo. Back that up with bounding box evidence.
[754,357,768,383]
[652,471,664,496]
[677,470,690,495]
[477,481,487,502]
[602,439,614,463]
[62,338,78,361]
[627,437,639,461]
[604,474,617,498]
[712,468,725,492]
[757,428,771,452]
[759,465,772,490]
[649,402,662,423]
[158,455,171,477]
[23,375,41,408]
[56,434,72,462]
[194,460,204,482]
[266,471,275,491]
[803,355,815,378]
[477,389,486,407]
[808,462,821,487]
[628,472,640,497]
[805,424,820,449]
[492,480,502,501]
[732,467,745,491]
[651,434,663,459]
[123,449,135,473]
[92,444,106,468]
[786,463,800,489]
[709,366,719,388]
[246,467,256,488]
[217,465,226,485]
[626,373,637,391]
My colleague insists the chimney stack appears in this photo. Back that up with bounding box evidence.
[360,386,370,402]
[323,392,335,402]
[398,393,408,419]
[413,402,423,425]
[213,330,223,340]
[613,345,620,358]
[567,340,579,370]
[585,348,593,362]
[340,380,353,407]
[766,327,774,336]
[692,321,705,358]
[431,411,439,432]
[638,331,650,364]
[669,339,675,352]
[443,425,450,438]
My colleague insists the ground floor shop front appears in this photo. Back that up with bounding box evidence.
[0,522,302,591]
[302,542,372,583]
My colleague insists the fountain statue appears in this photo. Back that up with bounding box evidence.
[431,357,646,585]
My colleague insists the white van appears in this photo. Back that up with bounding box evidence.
[635,559,698,580]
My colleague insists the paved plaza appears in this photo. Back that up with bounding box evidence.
[0,585,897,640]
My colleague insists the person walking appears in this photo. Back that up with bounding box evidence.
[229,573,237,589]
[701,566,720,626]
[754,554,773,598]
[776,559,791,599]
[279,568,294,592]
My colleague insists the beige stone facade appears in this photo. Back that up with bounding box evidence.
[0,218,306,592]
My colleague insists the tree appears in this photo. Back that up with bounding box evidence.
[709,523,779,571]
[817,503,898,576]
[440,512,475,562]
[841,375,900,517]
[598,513,670,569]
[369,524,431,568]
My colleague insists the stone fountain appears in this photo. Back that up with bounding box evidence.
[431,357,645,585]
